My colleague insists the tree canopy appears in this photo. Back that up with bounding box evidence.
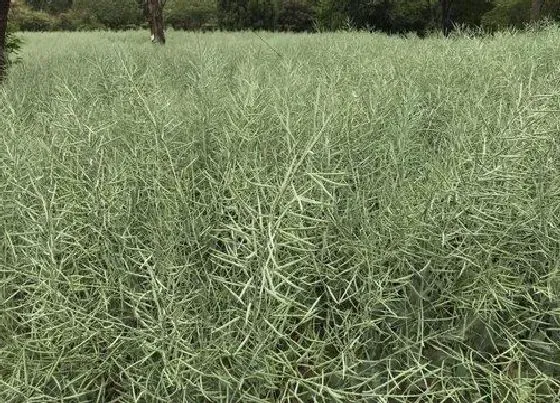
[7,0,560,33]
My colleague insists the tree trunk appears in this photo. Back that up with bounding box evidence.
[0,0,10,81]
[530,0,544,23]
[441,0,453,36]
[147,0,166,44]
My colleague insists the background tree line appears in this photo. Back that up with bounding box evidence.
[6,0,560,34]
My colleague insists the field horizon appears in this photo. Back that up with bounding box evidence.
[1,29,560,402]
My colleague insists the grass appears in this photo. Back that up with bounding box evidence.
[1,28,560,402]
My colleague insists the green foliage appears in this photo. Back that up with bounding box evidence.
[380,0,435,34]
[452,0,495,26]
[318,0,494,35]
[543,0,560,17]
[56,8,106,31]
[481,0,560,30]
[73,0,143,30]
[165,0,218,30]
[25,0,73,14]
[8,0,560,33]
[313,0,347,31]
[5,30,23,67]
[217,0,247,29]
[216,0,314,31]
[9,2,106,32]
[482,0,532,30]
[10,3,58,31]
[277,0,315,31]
[2,29,560,401]
[217,0,281,30]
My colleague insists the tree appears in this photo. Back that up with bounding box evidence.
[278,0,315,32]
[531,0,544,22]
[481,0,560,31]
[25,0,73,13]
[441,0,453,35]
[147,0,166,43]
[74,0,142,30]
[165,0,217,30]
[0,0,10,81]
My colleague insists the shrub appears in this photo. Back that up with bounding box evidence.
[165,0,217,31]
[55,9,84,31]
[277,0,315,32]
[478,0,560,31]
[25,0,73,14]
[5,29,23,67]
[166,0,218,30]
[313,0,348,31]
[9,3,57,32]
[72,0,142,30]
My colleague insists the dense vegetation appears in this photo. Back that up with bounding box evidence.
[1,28,560,401]
[8,0,560,33]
